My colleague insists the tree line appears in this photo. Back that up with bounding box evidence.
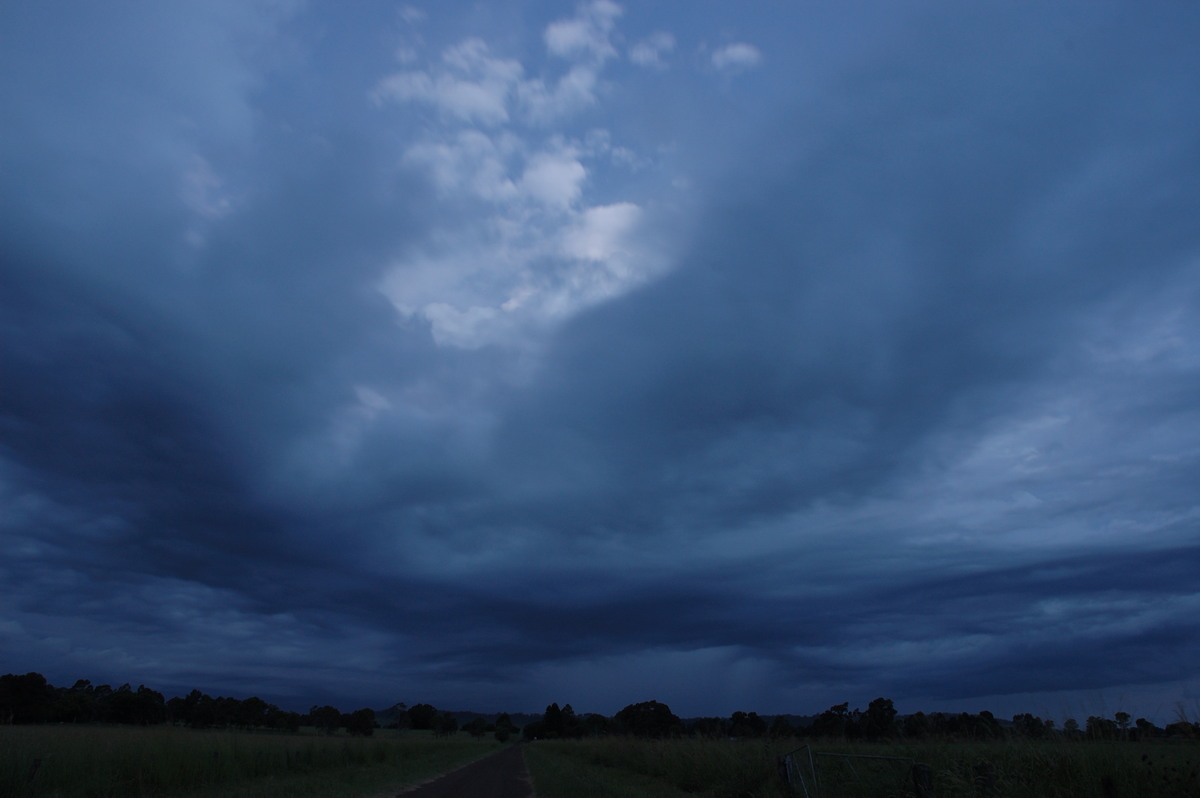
[518,698,1199,742]
[0,673,373,735]
[4,672,1197,742]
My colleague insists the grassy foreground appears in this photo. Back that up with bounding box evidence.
[523,737,1200,798]
[1,725,502,798]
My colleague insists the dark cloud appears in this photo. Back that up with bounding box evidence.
[2,1,1199,719]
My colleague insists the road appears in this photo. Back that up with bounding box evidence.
[393,744,535,798]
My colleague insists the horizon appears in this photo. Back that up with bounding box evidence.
[11,669,1193,730]
[3,1,1199,727]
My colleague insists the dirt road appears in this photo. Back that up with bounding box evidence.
[394,744,534,798]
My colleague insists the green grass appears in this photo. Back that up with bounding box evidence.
[523,737,1200,798]
[525,737,787,797]
[0,725,503,798]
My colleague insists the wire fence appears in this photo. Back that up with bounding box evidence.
[779,744,933,798]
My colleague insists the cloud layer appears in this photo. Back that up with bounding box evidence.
[2,1,1199,720]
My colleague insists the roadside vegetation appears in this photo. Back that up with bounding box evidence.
[1,724,502,798]
[525,737,1200,798]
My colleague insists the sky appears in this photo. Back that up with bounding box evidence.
[2,0,1200,724]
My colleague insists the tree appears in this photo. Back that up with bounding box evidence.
[1086,715,1118,740]
[864,698,897,740]
[432,712,458,737]
[237,696,271,729]
[558,704,583,738]
[310,705,342,735]
[344,708,376,736]
[810,702,851,738]
[729,711,768,738]
[582,713,610,737]
[494,712,517,734]
[54,680,100,724]
[106,684,157,725]
[902,711,930,740]
[769,715,796,738]
[407,703,438,731]
[614,700,683,738]
[690,717,727,738]
[543,703,563,736]
[0,672,56,724]
[1134,717,1160,740]
[1012,713,1047,739]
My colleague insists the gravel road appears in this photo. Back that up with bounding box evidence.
[393,744,534,798]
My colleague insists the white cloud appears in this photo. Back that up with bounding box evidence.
[630,32,675,67]
[520,150,586,208]
[421,302,502,349]
[544,0,622,62]
[397,5,426,24]
[370,4,670,349]
[181,155,232,220]
[711,42,763,71]
[372,39,523,125]
[562,201,640,262]
[377,198,658,349]
[403,129,520,201]
[518,65,603,123]
[180,154,235,247]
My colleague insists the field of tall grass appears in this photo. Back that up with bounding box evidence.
[524,737,1200,798]
[1,725,502,798]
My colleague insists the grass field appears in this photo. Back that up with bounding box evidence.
[524,737,1200,798]
[0,725,502,798]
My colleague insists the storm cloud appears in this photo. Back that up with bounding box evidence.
[2,1,1199,721]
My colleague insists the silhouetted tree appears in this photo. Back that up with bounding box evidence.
[810,702,852,738]
[729,711,768,738]
[543,702,563,736]
[54,680,101,723]
[0,672,56,723]
[581,712,610,737]
[1164,720,1199,739]
[769,715,796,738]
[407,703,438,730]
[1012,713,1047,739]
[614,700,683,738]
[902,711,931,740]
[104,684,164,725]
[1087,715,1118,740]
[690,717,727,738]
[864,698,897,740]
[344,708,376,736]
[310,704,342,735]
[559,704,584,738]
[1134,717,1160,740]
[432,712,458,737]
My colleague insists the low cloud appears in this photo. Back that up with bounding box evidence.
[545,0,623,63]
[711,42,762,71]
[630,32,676,68]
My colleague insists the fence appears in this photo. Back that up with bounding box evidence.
[779,744,933,797]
